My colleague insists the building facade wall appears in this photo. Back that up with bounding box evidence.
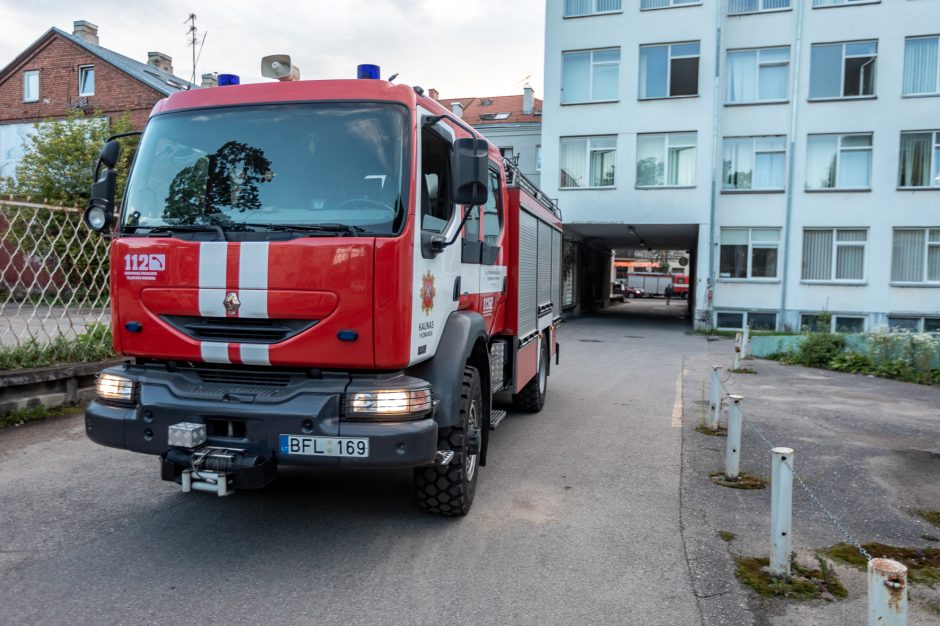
[474,124,542,185]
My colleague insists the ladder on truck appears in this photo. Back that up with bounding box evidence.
[502,157,562,221]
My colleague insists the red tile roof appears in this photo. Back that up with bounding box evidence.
[438,94,542,126]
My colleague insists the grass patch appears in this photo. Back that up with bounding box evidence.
[735,555,847,600]
[918,510,940,530]
[0,403,84,430]
[824,542,940,586]
[718,530,736,542]
[0,323,113,371]
[696,423,727,437]
[710,471,768,490]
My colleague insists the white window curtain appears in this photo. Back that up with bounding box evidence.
[903,37,939,95]
[899,132,931,188]
[728,0,758,13]
[726,51,757,102]
[802,230,833,280]
[591,49,620,101]
[564,0,592,17]
[892,229,925,282]
[589,137,617,186]
[835,230,866,280]
[636,135,664,186]
[597,0,622,11]
[669,146,695,186]
[723,139,753,189]
[929,230,940,281]
[562,53,590,103]
[560,138,587,188]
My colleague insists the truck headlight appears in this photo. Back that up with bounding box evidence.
[96,373,137,403]
[347,388,432,416]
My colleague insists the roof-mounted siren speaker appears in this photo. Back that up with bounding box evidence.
[261,54,301,81]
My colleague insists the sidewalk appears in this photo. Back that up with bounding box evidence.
[681,336,940,624]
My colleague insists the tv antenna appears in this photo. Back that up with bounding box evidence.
[184,13,207,85]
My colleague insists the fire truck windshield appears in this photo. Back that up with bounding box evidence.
[121,103,408,235]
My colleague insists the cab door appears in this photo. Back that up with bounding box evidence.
[477,167,507,334]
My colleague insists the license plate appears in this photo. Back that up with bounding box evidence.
[279,435,369,458]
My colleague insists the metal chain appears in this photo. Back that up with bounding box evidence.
[719,369,874,563]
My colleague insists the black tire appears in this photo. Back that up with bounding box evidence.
[512,335,548,412]
[414,366,481,516]
[626,292,635,299]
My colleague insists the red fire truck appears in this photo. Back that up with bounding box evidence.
[82,59,562,516]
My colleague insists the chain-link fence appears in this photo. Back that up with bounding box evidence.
[0,199,112,369]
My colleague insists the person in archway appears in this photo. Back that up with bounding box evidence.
[664,281,674,306]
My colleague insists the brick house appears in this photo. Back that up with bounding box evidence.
[0,20,200,178]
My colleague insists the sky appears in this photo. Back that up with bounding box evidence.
[0,0,546,100]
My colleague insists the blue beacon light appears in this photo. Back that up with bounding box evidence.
[357,64,380,80]
[218,74,241,86]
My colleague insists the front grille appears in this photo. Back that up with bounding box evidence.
[162,316,317,344]
[196,367,292,387]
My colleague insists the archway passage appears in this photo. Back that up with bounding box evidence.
[563,223,701,326]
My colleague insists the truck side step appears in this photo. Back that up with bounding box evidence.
[489,409,507,430]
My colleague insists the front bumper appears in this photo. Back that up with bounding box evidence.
[85,364,440,481]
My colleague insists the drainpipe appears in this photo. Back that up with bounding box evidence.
[780,0,806,331]
[706,0,723,328]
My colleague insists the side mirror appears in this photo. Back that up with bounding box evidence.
[452,137,488,206]
[84,141,120,233]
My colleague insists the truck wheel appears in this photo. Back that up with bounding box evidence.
[414,366,481,516]
[512,335,548,412]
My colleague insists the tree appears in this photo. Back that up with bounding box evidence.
[2,109,138,206]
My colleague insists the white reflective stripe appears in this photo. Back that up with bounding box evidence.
[239,344,270,366]
[198,242,227,288]
[236,290,268,318]
[200,342,230,363]
[198,288,228,317]
[239,242,269,289]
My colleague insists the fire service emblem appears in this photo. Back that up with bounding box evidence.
[223,292,241,315]
[419,271,436,315]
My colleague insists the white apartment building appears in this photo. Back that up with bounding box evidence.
[542,0,940,330]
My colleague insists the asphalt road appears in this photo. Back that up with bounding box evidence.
[0,303,704,625]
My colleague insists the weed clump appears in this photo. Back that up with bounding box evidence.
[735,555,847,600]
[825,542,940,585]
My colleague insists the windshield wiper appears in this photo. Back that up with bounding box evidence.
[124,223,228,240]
[240,223,369,236]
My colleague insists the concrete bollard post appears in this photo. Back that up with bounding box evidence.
[733,333,742,370]
[868,558,908,626]
[708,366,722,431]
[724,395,743,480]
[743,324,751,358]
[770,447,794,578]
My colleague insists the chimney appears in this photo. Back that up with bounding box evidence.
[428,88,439,101]
[450,101,463,118]
[200,72,218,88]
[72,20,99,46]
[523,85,534,115]
[147,52,173,75]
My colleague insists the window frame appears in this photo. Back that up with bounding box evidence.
[561,47,621,105]
[725,46,790,105]
[902,35,940,98]
[640,0,702,11]
[78,65,95,97]
[715,310,778,331]
[887,316,940,333]
[638,41,701,100]
[800,228,868,284]
[812,0,881,8]
[727,0,792,16]
[559,135,618,190]
[800,313,867,333]
[722,135,787,192]
[898,130,940,189]
[636,132,698,189]
[805,133,873,191]
[718,227,781,281]
[809,40,878,101]
[890,227,940,285]
[23,70,39,103]
[563,0,623,18]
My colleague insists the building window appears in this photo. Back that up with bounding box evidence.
[726,47,789,104]
[891,228,940,284]
[639,42,700,99]
[716,312,745,329]
[499,147,514,160]
[903,36,939,96]
[562,48,620,104]
[806,133,872,190]
[899,131,940,188]
[636,132,696,187]
[809,41,877,99]
[813,0,879,6]
[800,314,865,333]
[559,136,616,189]
[835,316,865,333]
[801,228,867,282]
[564,0,622,17]
[641,0,701,10]
[536,145,542,171]
[889,317,940,332]
[716,311,777,331]
[728,0,791,15]
[23,70,39,102]
[719,228,780,280]
[723,136,786,191]
[78,65,95,97]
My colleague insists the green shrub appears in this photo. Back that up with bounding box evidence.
[796,332,845,368]
[829,351,875,374]
[0,323,113,371]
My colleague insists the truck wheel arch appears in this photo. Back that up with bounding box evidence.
[408,311,491,454]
